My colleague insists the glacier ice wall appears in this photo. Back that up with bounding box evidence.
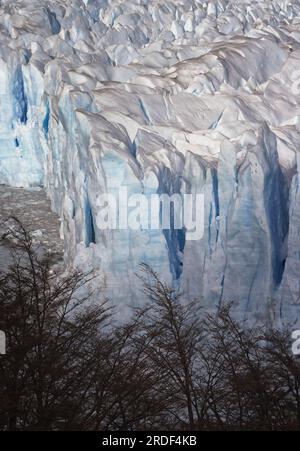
[1,0,300,324]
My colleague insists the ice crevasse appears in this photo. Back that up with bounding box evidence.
[0,0,300,324]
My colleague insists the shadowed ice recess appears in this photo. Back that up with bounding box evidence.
[0,0,300,325]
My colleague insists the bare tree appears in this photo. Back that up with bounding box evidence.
[131,264,204,430]
[91,317,170,431]
[264,329,300,430]
[0,219,110,430]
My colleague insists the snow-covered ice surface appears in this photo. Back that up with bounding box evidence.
[1,0,300,324]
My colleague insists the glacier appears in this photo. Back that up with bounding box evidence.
[1,0,300,324]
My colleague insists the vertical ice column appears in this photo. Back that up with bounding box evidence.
[277,152,300,327]
[0,58,44,187]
